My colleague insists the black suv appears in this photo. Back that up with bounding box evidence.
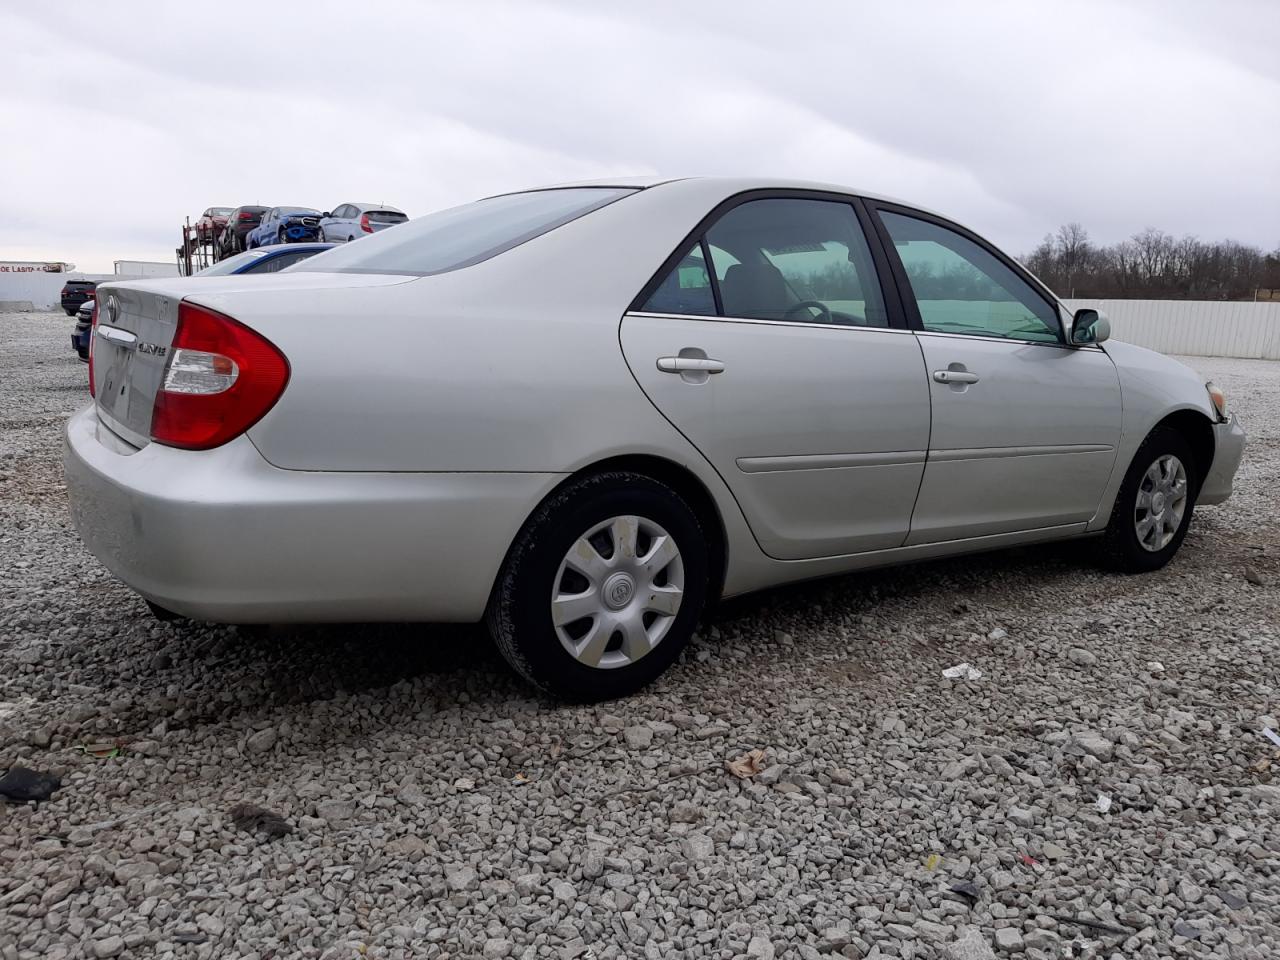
[60,280,97,316]
[215,206,270,261]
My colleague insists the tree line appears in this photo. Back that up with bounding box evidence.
[1021,224,1280,301]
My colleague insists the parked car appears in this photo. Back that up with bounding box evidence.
[246,207,322,248]
[60,280,97,316]
[319,203,408,242]
[65,178,1246,701]
[197,243,334,276]
[71,298,95,361]
[215,206,271,260]
[196,207,235,243]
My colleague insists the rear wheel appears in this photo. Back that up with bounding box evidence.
[487,472,708,701]
[1101,426,1198,572]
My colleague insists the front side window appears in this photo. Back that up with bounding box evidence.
[290,188,636,276]
[643,198,888,327]
[880,211,1061,343]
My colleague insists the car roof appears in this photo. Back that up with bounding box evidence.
[343,202,404,212]
[515,176,946,220]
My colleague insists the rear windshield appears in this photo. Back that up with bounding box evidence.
[65,280,96,289]
[278,207,319,217]
[366,210,408,223]
[289,188,636,276]
[210,208,234,216]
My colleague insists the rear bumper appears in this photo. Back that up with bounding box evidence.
[63,406,560,623]
[1199,413,1246,506]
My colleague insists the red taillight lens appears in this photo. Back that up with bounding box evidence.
[149,302,289,450]
[360,213,372,233]
[238,212,254,220]
[87,299,100,396]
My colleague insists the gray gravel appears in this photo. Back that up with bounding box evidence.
[2,309,1278,959]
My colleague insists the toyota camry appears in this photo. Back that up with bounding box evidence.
[64,178,1246,700]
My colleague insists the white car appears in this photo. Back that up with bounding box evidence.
[318,203,407,242]
[65,177,1246,700]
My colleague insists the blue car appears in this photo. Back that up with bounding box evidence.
[246,206,323,248]
[196,243,334,276]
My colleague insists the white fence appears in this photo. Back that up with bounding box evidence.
[1065,299,1280,361]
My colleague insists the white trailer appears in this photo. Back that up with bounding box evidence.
[114,260,180,279]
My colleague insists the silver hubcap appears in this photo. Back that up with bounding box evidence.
[1135,454,1188,552]
[551,515,684,670]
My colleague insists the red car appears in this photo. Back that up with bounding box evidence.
[195,207,234,243]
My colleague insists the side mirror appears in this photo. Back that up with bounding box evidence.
[1071,307,1110,345]
[321,212,331,218]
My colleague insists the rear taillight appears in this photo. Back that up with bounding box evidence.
[87,299,100,396]
[360,213,372,233]
[149,302,289,450]
[238,212,254,220]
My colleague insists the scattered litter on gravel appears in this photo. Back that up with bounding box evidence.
[2,310,1278,958]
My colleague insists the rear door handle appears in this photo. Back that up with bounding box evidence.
[657,357,725,374]
[933,369,979,384]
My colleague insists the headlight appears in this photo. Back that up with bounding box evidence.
[1206,381,1228,421]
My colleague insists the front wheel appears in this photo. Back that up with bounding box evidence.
[277,230,287,245]
[1101,426,1198,572]
[487,472,708,701]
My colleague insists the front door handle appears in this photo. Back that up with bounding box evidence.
[933,369,980,384]
[657,357,725,375]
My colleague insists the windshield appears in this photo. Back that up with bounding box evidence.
[195,249,272,276]
[289,188,636,276]
[278,207,319,217]
[210,208,234,217]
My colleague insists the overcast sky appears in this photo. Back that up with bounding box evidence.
[3,1,1277,273]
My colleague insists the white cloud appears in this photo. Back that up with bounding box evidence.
[2,0,1276,272]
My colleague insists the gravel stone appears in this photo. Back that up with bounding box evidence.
[623,725,653,749]
[1067,647,1098,666]
[1,325,1275,959]
[993,927,1024,952]
[245,726,277,753]
[92,937,125,959]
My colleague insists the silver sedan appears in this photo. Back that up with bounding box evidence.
[65,178,1246,699]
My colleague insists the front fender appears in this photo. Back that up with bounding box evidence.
[1086,340,1218,530]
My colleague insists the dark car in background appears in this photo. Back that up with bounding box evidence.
[60,280,97,316]
[215,205,270,260]
[319,203,408,242]
[72,298,95,361]
[247,207,322,248]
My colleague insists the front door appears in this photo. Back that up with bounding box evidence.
[872,206,1122,544]
[621,194,932,560]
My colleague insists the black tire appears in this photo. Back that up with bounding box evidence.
[65,308,76,317]
[1100,426,1199,573]
[487,472,708,701]
[277,230,287,245]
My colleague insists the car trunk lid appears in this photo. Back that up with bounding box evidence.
[92,272,412,450]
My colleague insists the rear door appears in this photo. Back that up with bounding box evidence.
[621,192,931,560]
[869,204,1122,544]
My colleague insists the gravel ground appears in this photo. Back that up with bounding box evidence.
[1,308,1278,960]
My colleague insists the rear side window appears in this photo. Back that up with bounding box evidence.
[642,197,889,328]
[292,188,635,276]
[642,247,716,316]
